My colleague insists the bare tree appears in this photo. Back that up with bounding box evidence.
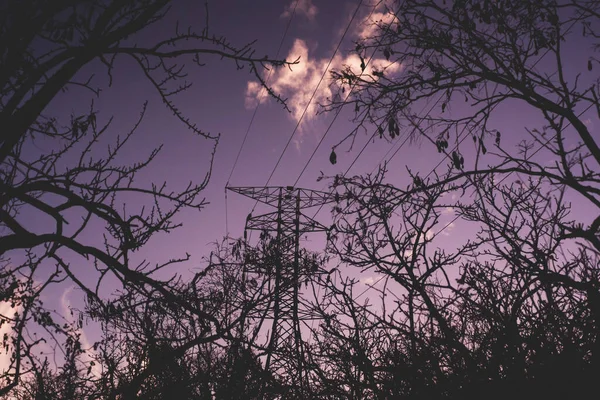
[325,0,600,206]
[302,0,600,398]
[0,0,292,395]
[290,163,594,398]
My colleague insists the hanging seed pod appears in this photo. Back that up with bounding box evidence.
[329,149,337,165]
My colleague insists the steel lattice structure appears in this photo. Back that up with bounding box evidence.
[227,186,336,395]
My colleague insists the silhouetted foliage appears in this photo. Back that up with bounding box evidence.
[307,0,600,398]
[4,0,600,398]
[0,0,291,397]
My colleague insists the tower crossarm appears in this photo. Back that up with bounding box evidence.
[245,211,331,234]
[227,186,338,209]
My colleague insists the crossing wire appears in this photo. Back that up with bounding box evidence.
[240,0,365,246]
[297,20,444,188]
[292,3,383,188]
[303,94,443,345]
[307,50,446,223]
[313,14,584,303]
[225,0,300,236]
[259,0,365,201]
[309,93,445,221]
[323,10,581,224]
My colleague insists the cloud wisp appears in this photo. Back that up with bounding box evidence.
[281,0,318,21]
[0,302,19,375]
[245,37,400,130]
[246,39,337,125]
[60,287,102,377]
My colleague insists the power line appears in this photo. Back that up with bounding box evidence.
[323,93,566,303]
[430,100,595,242]
[293,3,382,188]
[306,54,444,222]
[260,0,365,196]
[224,0,300,236]
[304,93,451,314]
[309,92,445,222]
[238,0,365,246]
[312,15,584,305]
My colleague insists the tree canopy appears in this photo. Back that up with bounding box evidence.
[312,0,600,397]
[0,0,290,397]
[2,0,600,399]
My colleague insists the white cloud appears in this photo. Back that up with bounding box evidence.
[0,286,102,378]
[361,276,375,285]
[245,38,401,129]
[244,5,404,146]
[244,81,268,109]
[440,222,456,237]
[293,137,303,152]
[281,0,318,21]
[246,39,334,126]
[425,229,434,240]
[0,301,19,374]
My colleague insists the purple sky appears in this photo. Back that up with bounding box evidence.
[11,1,396,359]
[31,0,597,297]
[7,0,598,370]
[81,0,412,268]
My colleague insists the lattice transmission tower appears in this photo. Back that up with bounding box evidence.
[227,185,336,395]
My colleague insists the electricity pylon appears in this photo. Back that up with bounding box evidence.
[227,186,336,396]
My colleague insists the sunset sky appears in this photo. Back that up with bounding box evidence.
[32,0,595,304]
[71,0,419,268]
[151,0,595,265]
[13,0,411,364]
[9,0,598,371]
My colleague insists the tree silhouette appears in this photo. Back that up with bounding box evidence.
[0,0,291,396]
[307,165,597,398]
[327,0,600,166]
[308,0,600,398]
[4,1,599,398]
